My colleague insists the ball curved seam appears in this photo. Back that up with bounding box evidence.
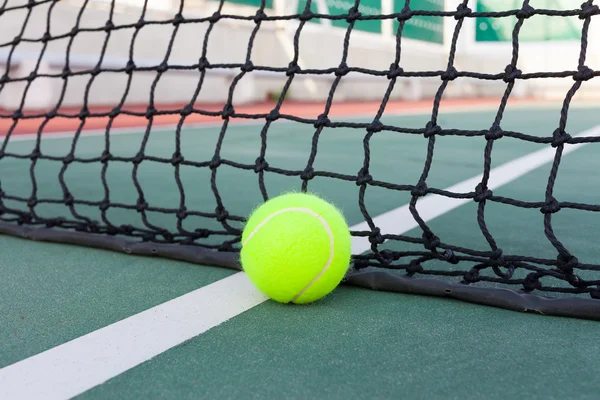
[242,207,335,303]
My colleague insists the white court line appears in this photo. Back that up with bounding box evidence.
[0,273,269,400]
[1,124,599,399]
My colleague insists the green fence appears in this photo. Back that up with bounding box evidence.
[296,0,383,34]
[476,0,582,42]
[394,0,444,44]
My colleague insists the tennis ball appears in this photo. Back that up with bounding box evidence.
[240,192,351,304]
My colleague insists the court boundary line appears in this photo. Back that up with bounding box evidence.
[1,123,599,399]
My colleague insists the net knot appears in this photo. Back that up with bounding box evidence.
[61,67,71,79]
[209,155,221,169]
[41,32,51,42]
[422,231,440,251]
[63,193,74,206]
[254,9,267,23]
[397,6,412,21]
[573,66,594,81]
[474,183,493,202]
[353,258,369,271]
[88,223,100,233]
[516,4,535,19]
[157,62,168,73]
[215,206,229,222]
[145,105,156,119]
[99,200,110,211]
[171,152,184,166]
[209,11,221,23]
[62,154,75,165]
[367,120,383,133]
[557,253,579,275]
[356,168,372,185]
[580,2,600,19]
[301,166,315,181]
[27,71,37,82]
[12,110,23,120]
[195,228,210,238]
[442,249,458,264]
[121,225,135,234]
[503,65,522,83]
[18,214,33,224]
[346,6,361,23]
[198,57,209,71]
[591,286,600,299]
[134,19,145,30]
[407,260,423,276]
[172,13,184,25]
[490,248,504,261]
[286,62,301,76]
[254,157,269,173]
[125,60,136,74]
[241,61,254,72]
[492,264,515,280]
[180,104,193,116]
[540,196,560,214]
[104,20,114,32]
[106,225,118,235]
[485,125,503,140]
[45,218,62,228]
[108,107,120,118]
[218,242,233,251]
[335,62,350,77]
[79,107,90,120]
[142,233,155,242]
[299,10,314,21]
[376,249,394,265]
[314,113,330,128]
[411,181,428,197]
[266,109,280,121]
[29,149,41,160]
[441,67,458,81]
[132,152,144,165]
[565,273,584,288]
[523,272,542,292]
[454,4,472,20]
[0,75,8,84]
[462,268,480,284]
[368,227,384,245]
[136,198,148,212]
[424,121,441,138]
[551,128,571,147]
[387,63,404,79]
[222,103,235,119]
[176,208,188,220]
[27,197,37,207]
[12,36,21,46]
[161,231,174,242]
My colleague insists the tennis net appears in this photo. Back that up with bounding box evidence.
[1,0,600,320]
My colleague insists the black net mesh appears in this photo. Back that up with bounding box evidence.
[1,0,600,319]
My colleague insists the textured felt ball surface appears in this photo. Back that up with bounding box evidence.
[240,193,352,304]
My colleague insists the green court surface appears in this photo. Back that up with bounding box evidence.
[2,104,600,399]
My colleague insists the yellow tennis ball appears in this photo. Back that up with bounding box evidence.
[240,192,351,304]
